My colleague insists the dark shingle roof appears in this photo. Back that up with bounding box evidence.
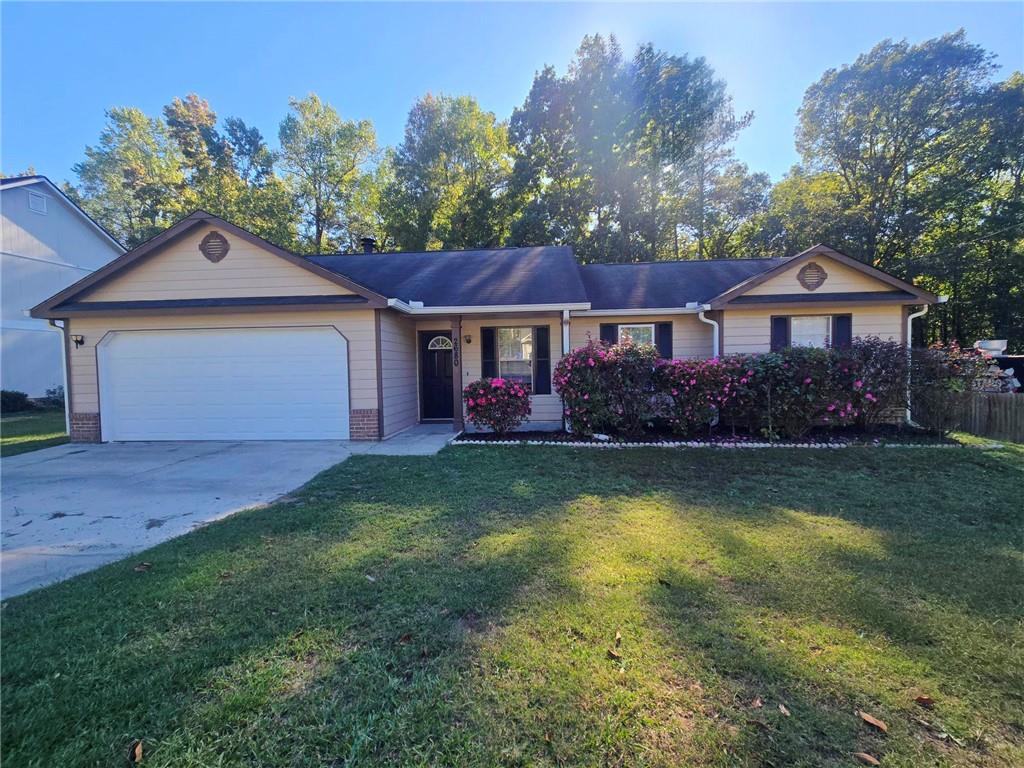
[309,246,588,307]
[578,258,788,310]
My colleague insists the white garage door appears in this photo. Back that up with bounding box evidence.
[98,327,350,441]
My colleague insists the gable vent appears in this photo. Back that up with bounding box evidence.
[199,231,230,263]
[28,190,48,214]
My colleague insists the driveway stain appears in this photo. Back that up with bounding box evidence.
[144,518,166,529]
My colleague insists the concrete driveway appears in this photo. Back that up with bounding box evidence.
[0,427,451,599]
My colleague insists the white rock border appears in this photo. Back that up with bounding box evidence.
[452,437,1003,450]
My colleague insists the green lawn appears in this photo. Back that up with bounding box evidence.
[2,445,1021,767]
[0,409,67,456]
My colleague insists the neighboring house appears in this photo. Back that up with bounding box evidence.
[1,175,124,397]
[31,211,937,442]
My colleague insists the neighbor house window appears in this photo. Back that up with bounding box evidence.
[789,315,832,348]
[497,327,534,389]
[617,323,655,345]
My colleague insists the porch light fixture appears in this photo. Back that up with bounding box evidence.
[71,335,85,348]
[463,334,472,345]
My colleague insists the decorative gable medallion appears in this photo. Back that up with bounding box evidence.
[199,231,230,263]
[797,262,828,291]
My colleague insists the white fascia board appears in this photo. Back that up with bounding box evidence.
[571,306,706,317]
[387,299,591,314]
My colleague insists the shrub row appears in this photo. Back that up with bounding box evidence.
[463,339,986,438]
[555,337,980,440]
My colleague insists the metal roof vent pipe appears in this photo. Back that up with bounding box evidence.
[360,236,377,254]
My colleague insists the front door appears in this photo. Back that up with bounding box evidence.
[419,331,454,420]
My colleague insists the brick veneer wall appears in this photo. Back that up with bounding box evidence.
[70,412,101,442]
[350,409,380,440]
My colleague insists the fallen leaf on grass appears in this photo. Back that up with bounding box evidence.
[607,648,622,661]
[615,630,622,648]
[751,696,763,709]
[778,704,791,717]
[133,563,152,573]
[127,739,143,763]
[657,577,672,588]
[398,633,413,645]
[914,695,935,709]
[746,718,771,731]
[853,752,880,766]
[859,711,888,733]
[218,571,234,581]
[365,574,376,583]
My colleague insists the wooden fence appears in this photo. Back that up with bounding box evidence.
[957,392,1024,443]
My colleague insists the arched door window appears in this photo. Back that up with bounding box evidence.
[427,336,453,351]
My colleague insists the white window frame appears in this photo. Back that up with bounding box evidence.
[789,315,833,349]
[617,323,655,345]
[426,335,453,351]
[496,326,534,390]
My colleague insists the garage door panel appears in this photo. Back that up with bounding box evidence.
[99,327,350,441]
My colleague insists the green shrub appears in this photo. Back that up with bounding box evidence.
[910,342,988,434]
[1,390,34,414]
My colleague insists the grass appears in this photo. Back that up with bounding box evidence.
[2,444,1021,767]
[0,409,67,456]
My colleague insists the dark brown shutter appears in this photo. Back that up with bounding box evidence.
[533,326,551,394]
[832,314,853,349]
[770,316,790,352]
[481,327,497,378]
[654,322,673,359]
[599,324,618,344]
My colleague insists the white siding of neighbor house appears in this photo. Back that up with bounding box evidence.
[1,182,124,395]
[570,313,714,358]
[722,304,904,355]
[744,255,899,296]
[83,226,354,301]
[378,311,418,436]
[66,309,378,415]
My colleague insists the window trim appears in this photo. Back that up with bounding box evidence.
[496,326,535,390]
[617,323,655,345]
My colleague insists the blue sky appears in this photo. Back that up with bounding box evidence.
[3,2,1021,185]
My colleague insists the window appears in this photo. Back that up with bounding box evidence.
[618,323,654,345]
[28,191,48,214]
[426,335,453,351]
[497,327,534,389]
[789,315,832,348]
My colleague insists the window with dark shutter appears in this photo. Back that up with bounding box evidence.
[655,322,673,359]
[533,326,551,394]
[832,314,853,349]
[599,324,617,344]
[481,327,497,378]
[770,316,790,352]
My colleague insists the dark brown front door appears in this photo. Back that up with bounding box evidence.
[420,331,454,420]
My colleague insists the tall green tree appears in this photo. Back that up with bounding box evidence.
[73,107,185,246]
[278,94,377,254]
[385,94,513,250]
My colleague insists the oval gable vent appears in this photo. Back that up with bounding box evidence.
[797,262,828,291]
[199,231,230,263]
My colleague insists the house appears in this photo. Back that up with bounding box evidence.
[30,211,938,442]
[1,175,125,398]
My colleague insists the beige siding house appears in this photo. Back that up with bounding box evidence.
[32,210,938,442]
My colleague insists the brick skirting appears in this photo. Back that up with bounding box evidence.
[70,412,101,443]
[350,409,380,440]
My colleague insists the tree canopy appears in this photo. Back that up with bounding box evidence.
[57,30,1022,349]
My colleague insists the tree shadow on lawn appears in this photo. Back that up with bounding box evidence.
[2,445,1020,767]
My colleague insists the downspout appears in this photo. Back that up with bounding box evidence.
[698,305,720,359]
[561,310,570,356]
[48,319,71,434]
[905,297,947,424]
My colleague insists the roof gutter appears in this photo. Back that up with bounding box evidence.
[697,305,720,359]
[387,299,591,315]
[571,304,705,317]
[905,296,948,425]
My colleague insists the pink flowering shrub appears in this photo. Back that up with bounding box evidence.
[463,378,531,434]
[553,340,659,436]
[655,357,735,435]
[833,337,909,432]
